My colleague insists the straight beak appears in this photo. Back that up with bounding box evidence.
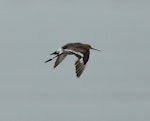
[91,47,101,51]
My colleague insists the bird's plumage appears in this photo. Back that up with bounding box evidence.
[75,59,86,77]
[54,54,67,68]
[45,42,100,78]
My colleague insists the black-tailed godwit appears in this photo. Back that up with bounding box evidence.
[45,43,100,78]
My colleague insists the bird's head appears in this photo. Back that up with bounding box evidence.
[85,44,101,51]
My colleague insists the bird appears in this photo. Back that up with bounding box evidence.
[45,42,101,78]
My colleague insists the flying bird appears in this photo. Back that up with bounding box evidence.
[45,42,101,78]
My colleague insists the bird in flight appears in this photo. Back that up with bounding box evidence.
[45,42,101,78]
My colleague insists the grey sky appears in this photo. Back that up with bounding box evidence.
[0,0,150,121]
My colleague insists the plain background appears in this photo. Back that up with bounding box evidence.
[0,0,150,121]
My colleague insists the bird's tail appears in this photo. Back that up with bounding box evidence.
[50,51,59,55]
[45,52,63,63]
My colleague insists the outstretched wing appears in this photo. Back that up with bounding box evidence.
[75,59,86,78]
[54,54,67,68]
[64,48,89,77]
[64,48,90,64]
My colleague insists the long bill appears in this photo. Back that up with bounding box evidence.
[91,47,101,51]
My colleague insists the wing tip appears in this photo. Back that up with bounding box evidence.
[75,59,86,78]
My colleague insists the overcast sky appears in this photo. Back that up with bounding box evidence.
[0,0,150,121]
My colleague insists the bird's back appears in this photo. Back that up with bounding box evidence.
[62,43,90,64]
[62,43,89,54]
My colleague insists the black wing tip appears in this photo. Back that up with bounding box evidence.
[76,74,81,78]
